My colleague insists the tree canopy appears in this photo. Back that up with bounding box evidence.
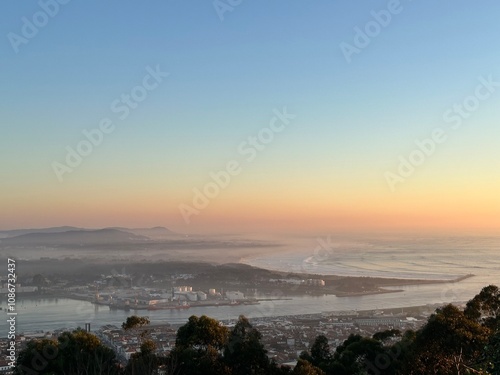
[224,315,271,375]
[16,329,120,375]
[122,315,150,330]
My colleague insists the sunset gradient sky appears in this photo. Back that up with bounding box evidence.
[1,1,500,235]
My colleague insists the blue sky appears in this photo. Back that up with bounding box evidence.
[1,1,500,233]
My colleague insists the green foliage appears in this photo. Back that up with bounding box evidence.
[372,329,401,342]
[465,285,500,330]
[125,340,164,375]
[122,315,150,330]
[300,286,499,375]
[122,316,161,374]
[140,339,157,355]
[173,315,231,375]
[224,315,271,374]
[333,334,386,374]
[473,329,500,374]
[15,329,119,375]
[405,304,491,374]
[175,315,229,352]
[292,359,325,375]
[270,360,294,375]
[15,338,61,375]
[310,335,332,367]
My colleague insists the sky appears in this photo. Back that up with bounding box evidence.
[1,0,500,235]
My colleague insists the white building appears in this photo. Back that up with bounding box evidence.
[226,291,245,300]
[197,291,207,300]
[186,292,198,302]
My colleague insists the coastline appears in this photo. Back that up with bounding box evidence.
[239,248,476,282]
[6,271,473,306]
[240,250,476,297]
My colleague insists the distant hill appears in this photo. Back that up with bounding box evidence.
[0,226,83,239]
[109,226,178,238]
[0,226,179,239]
[0,229,149,246]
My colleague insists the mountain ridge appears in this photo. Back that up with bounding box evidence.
[0,228,151,246]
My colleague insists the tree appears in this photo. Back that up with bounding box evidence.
[122,315,152,347]
[140,339,157,356]
[122,315,163,374]
[373,329,401,343]
[15,338,61,375]
[176,315,228,352]
[465,285,500,330]
[381,330,416,375]
[125,340,166,375]
[300,335,333,373]
[405,304,491,374]
[292,359,325,375]
[331,334,386,375]
[269,360,293,375]
[224,315,271,374]
[310,335,332,367]
[122,315,150,330]
[471,327,500,374]
[173,315,230,375]
[15,329,120,375]
[59,330,120,374]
